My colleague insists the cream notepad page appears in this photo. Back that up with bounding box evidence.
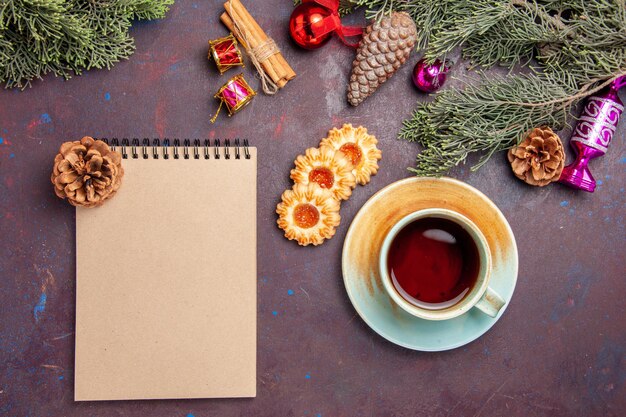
[75,148,257,401]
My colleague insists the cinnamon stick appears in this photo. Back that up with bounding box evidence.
[227,0,290,83]
[230,0,296,81]
[227,0,295,84]
[220,11,284,88]
[219,12,248,48]
[222,0,295,89]
[224,0,284,84]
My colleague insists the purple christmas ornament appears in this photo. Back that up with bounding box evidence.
[412,58,450,93]
[559,76,625,192]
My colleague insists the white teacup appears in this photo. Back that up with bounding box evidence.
[379,208,505,321]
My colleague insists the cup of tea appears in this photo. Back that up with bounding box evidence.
[379,208,505,320]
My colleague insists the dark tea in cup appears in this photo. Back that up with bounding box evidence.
[387,217,480,310]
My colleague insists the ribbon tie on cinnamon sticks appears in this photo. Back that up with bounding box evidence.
[221,0,296,95]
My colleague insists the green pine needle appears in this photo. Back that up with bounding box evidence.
[0,0,174,89]
[399,72,580,176]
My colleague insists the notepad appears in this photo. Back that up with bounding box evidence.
[75,139,257,401]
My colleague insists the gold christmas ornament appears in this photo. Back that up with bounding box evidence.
[51,136,124,207]
[320,124,382,185]
[290,147,356,201]
[508,127,565,187]
[276,183,340,246]
[347,12,417,106]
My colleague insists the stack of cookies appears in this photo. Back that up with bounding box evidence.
[277,124,382,246]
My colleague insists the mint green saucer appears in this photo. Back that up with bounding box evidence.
[342,177,518,351]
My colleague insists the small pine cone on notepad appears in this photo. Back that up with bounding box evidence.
[347,12,417,106]
[51,136,124,207]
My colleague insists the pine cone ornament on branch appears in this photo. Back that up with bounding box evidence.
[507,127,565,187]
[347,12,417,106]
[51,137,124,207]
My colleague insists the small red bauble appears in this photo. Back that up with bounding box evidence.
[412,58,450,93]
[289,3,333,50]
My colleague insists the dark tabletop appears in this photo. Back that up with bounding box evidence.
[1,1,625,416]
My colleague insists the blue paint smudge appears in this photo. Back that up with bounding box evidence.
[287,289,294,295]
[169,63,180,71]
[316,414,322,417]
[620,157,626,164]
[187,414,195,417]
[0,137,3,144]
[104,92,111,101]
[272,311,278,316]
[550,263,593,322]
[605,175,612,180]
[585,340,624,402]
[33,292,47,322]
[9,153,14,158]
[560,200,569,207]
[597,179,603,185]
[58,376,64,380]
[40,113,52,124]
[192,3,198,8]
[305,373,311,379]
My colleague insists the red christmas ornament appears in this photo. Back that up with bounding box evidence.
[289,3,333,49]
[289,0,363,50]
[412,58,451,93]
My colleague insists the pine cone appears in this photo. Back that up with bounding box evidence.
[51,136,124,207]
[508,127,565,187]
[347,12,417,106]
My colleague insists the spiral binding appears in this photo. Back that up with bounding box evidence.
[98,137,251,160]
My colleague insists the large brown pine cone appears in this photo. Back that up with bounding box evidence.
[507,127,565,187]
[347,12,417,106]
[51,136,124,207]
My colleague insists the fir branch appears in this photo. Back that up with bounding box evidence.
[353,0,395,20]
[0,0,173,89]
[130,0,175,20]
[399,73,581,176]
[358,0,626,175]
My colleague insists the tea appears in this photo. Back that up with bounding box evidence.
[387,217,479,310]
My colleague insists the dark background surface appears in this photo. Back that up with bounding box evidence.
[1,1,625,416]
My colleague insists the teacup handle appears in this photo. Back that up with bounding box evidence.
[474,287,506,318]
